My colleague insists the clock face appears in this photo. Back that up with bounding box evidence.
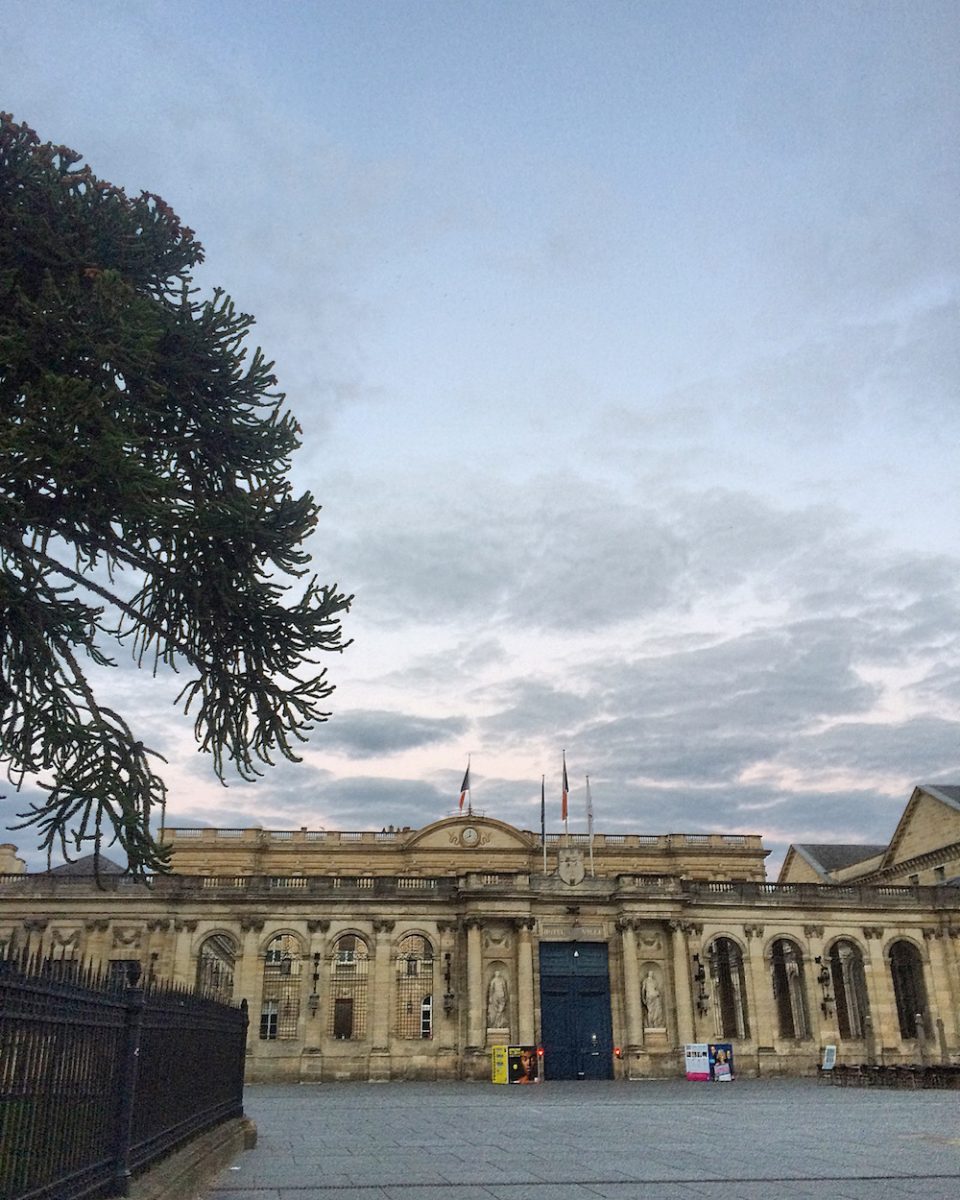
[461,826,480,847]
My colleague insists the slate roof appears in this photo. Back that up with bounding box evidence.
[922,784,960,811]
[47,854,124,875]
[793,844,887,877]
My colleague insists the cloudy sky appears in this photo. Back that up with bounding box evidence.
[3,0,958,874]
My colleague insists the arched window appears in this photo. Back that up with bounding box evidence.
[328,934,369,1040]
[396,934,434,1039]
[889,940,929,1039]
[196,933,237,1004]
[260,933,302,1040]
[707,937,749,1039]
[829,940,869,1040]
[770,939,809,1039]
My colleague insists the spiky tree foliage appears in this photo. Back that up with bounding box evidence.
[0,114,352,874]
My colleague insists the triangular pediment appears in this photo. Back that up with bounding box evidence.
[881,785,960,871]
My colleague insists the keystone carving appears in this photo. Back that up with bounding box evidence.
[239,917,264,933]
[307,920,330,933]
[803,925,824,938]
[112,926,142,949]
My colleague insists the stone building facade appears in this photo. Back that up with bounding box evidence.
[1,786,958,1082]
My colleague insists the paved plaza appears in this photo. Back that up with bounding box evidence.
[204,1078,960,1200]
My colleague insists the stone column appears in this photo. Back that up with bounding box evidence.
[370,919,395,1053]
[466,918,484,1049]
[435,921,459,1051]
[305,920,330,1044]
[803,924,836,1046]
[170,918,196,986]
[22,917,50,958]
[236,916,265,1016]
[922,928,952,1059]
[83,918,110,969]
[145,918,172,986]
[942,926,960,1047]
[861,927,893,1061]
[669,921,695,1047]
[741,925,771,1047]
[617,917,644,1050]
[516,918,536,1045]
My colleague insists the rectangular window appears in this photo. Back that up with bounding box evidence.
[260,1000,279,1040]
[420,995,433,1039]
[333,997,354,1039]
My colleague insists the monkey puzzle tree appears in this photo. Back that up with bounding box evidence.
[0,114,352,873]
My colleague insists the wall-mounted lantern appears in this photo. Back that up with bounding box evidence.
[814,955,834,1017]
[692,953,710,1016]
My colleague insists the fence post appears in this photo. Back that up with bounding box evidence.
[113,963,146,1196]
[237,998,249,1104]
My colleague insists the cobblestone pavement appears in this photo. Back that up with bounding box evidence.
[204,1079,960,1200]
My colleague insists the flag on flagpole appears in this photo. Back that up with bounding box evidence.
[561,752,569,823]
[458,763,470,811]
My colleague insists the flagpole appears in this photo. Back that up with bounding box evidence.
[562,750,569,843]
[541,775,546,874]
[467,753,472,816]
[586,774,595,878]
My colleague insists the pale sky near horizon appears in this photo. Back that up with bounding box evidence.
[2,0,958,875]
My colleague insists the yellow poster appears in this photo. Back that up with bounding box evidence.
[490,1044,508,1084]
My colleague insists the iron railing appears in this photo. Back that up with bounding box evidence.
[0,948,247,1200]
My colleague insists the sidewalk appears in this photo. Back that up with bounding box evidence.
[204,1078,960,1199]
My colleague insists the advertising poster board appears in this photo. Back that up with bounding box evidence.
[508,1045,540,1084]
[684,1043,710,1080]
[490,1045,508,1084]
[709,1043,734,1081]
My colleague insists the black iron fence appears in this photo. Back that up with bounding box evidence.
[0,947,247,1200]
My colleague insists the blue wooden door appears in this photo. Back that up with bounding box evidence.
[539,942,613,1080]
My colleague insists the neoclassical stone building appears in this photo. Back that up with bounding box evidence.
[1,783,958,1082]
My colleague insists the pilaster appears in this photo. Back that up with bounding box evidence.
[515,917,536,1045]
[616,917,643,1050]
[669,921,694,1047]
[466,917,484,1049]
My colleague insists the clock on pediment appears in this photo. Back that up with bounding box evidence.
[460,826,480,847]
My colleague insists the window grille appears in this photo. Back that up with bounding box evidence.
[396,934,434,1039]
[706,937,749,1039]
[889,940,929,1039]
[770,938,809,1039]
[830,939,870,1040]
[328,935,369,1039]
[260,933,302,1040]
[196,933,237,1004]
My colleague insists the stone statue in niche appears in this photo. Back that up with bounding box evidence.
[641,966,664,1028]
[487,967,508,1028]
